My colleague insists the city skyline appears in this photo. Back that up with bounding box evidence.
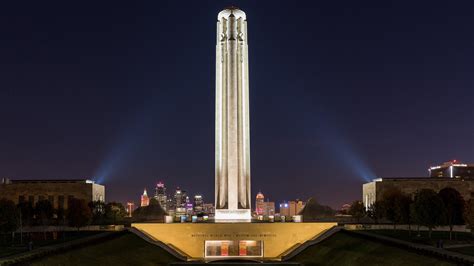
[1,1,474,209]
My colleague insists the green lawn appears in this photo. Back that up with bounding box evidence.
[28,231,455,266]
[0,231,101,258]
[290,231,455,266]
[367,230,474,246]
[30,232,179,266]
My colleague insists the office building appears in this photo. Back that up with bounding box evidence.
[141,189,149,207]
[429,160,474,179]
[194,194,204,214]
[154,181,167,211]
[255,192,265,215]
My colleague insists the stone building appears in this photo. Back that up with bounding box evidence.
[0,178,105,209]
[363,177,474,209]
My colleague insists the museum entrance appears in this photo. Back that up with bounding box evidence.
[205,240,263,259]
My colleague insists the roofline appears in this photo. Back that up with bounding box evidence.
[3,179,101,185]
[367,177,474,182]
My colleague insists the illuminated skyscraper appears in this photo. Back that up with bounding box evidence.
[215,7,251,221]
[174,187,188,216]
[126,202,134,217]
[255,192,265,215]
[154,181,167,211]
[194,194,204,214]
[429,160,474,179]
[140,189,149,207]
[263,201,275,216]
[279,200,305,217]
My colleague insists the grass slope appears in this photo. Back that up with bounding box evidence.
[30,231,455,266]
[290,231,454,266]
[31,232,179,266]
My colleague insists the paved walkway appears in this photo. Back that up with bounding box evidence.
[444,243,474,249]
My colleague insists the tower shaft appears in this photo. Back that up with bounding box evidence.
[215,7,251,221]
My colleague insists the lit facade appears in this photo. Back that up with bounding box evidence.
[154,181,167,211]
[141,189,149,207]
[194,194,204,214]
[126,202,134,217]
[255,192,265,215]
[279,200,304,217]
[203,203,215,216]
[263,201,275,216]
[363,177,474,209]
[215,7,251,221]
[429,160,474,179]
[0,178,104,209]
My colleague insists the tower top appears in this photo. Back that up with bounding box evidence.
[218,7,246,20]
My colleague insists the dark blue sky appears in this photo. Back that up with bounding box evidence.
[1,1,473,208]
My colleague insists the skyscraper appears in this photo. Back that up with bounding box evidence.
[255,192,265,215]
[194,194,204,214]
[429,160,474,179]
[140,189,149,207]
[174,187,187,216]
[154,181,167,211]
[215,6,251,221]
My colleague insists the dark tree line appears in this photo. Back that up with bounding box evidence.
[349,187,467,239]
[0,197,127,242]
[132,198,166,222]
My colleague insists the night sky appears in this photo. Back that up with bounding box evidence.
[1,1,473,209]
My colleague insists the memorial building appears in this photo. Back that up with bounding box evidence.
[0,178,105,209]
[132,7,337,261]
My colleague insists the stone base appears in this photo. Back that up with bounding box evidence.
[132,222,337,260]
[214,209,251,222]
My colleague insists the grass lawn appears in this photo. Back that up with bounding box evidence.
[30,232,179,266]
[27,231,455,266]
[0,231,102,258]
[290,231,455,266]
[367,230,474,246]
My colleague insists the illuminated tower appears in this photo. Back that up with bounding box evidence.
[194,194,204,214]
[154,181,167,211]
[215,6,251,221]
[255,192,264,215]
[140,189,149,207]
[126,202,134,217]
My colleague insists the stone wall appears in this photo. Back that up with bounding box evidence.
[0,181,105,209]
[363,178,474,207]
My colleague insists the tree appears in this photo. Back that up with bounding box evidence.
[439,187,465,240]
[35,200,54,226]
[132,203,166,222]
[382,189,412,230]
[149,198,159,206]
[299,198,335,221]
[67,198,92,230]
[89,201,105,224]
[105,202,126,224]
[367,201,384,224]
[17,201,34,226]
[412,189,446,238]
[397,194,413,235]
[0,199,19,244]
[348,200,366,223]
[464,199,474,234]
